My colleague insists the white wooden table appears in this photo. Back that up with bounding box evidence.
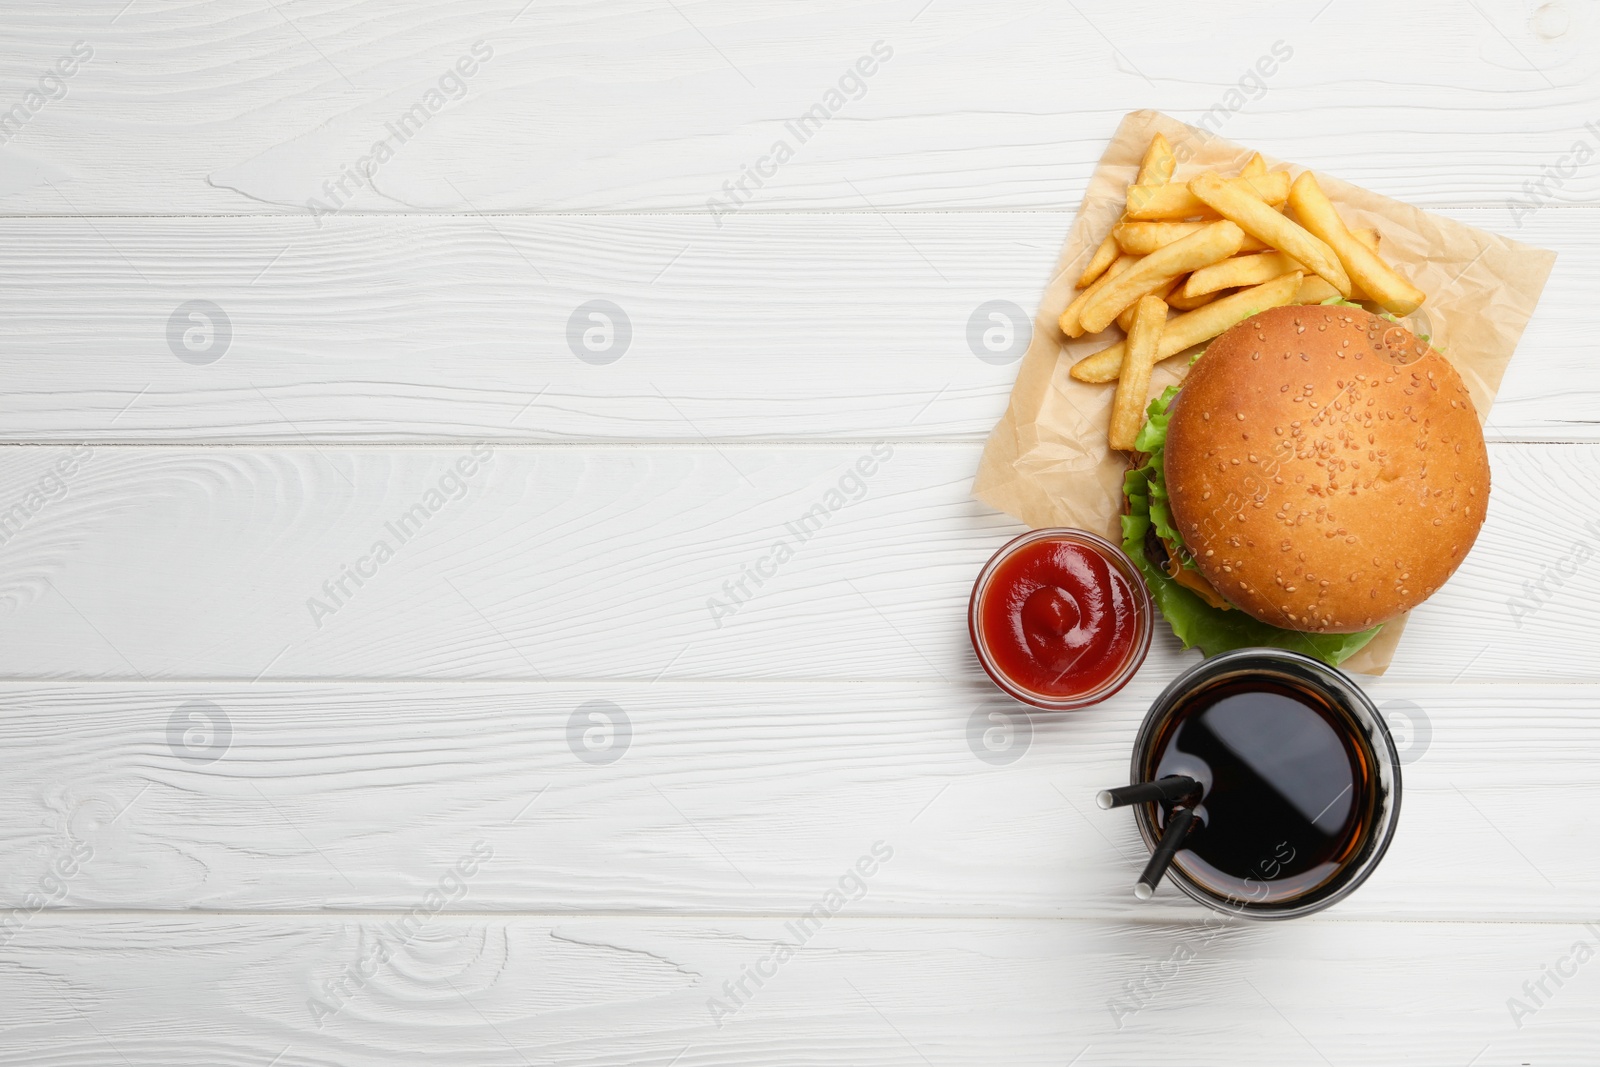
[1,1,1595,1062]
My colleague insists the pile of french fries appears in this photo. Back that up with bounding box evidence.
[1065,133,1427,451]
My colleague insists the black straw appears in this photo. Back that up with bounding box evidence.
[1135,806,1196,900]
[1096,775,1199,810]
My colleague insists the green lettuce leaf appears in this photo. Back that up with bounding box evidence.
[1121,388,1383,667]
[1135,385,1187,557]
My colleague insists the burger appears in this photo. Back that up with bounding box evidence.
[1121,303,1490,666]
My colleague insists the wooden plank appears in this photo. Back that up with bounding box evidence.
[0,0,1596,215]
[0,212,1045,442]
[1,5,1593,1058]
[0,442,1590,684]
[1,679,1595,920]
[0,208,1582,442]
[1,914,1594,1064]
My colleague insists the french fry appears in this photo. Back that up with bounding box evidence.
[1188,172,1351,296]
[1077,234,1120,288]
[1294,275,1343,304]
[1126,171,1290,220]
[1116,276,1179,331]
[1292,233,1382,303]
[1122,187,1206,221]
[1183,250,1304,298]
[1136,133,1177,186]
[1109,296,1167,450]
[1239,152,1267,179]
[1114,221,1270,256]
[1080,134,1179,289]
[1288,171,1425,316]
[1070,272,1303,383]
[1078,221,1244,334]
[1167,286,1220,311]
[1114,221,1205,254]
[1059,254,1137,336]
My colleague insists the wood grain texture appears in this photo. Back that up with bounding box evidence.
[0,442,1591,682]
[1,680,1594,921]
[0,1,1596,215]
[2,2,1597,1061]
[2,914,1596,1065]
[0,207,1582,442]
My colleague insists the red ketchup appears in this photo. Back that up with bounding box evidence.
[969,529,1151,709]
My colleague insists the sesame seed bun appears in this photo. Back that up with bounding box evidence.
[1163,304,1490,634]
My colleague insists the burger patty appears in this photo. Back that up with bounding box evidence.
[1143,523,1232,611]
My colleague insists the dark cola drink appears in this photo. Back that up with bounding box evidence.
[1130,649,1402,918]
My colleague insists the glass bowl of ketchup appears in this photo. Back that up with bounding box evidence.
[968,528,1152,710]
